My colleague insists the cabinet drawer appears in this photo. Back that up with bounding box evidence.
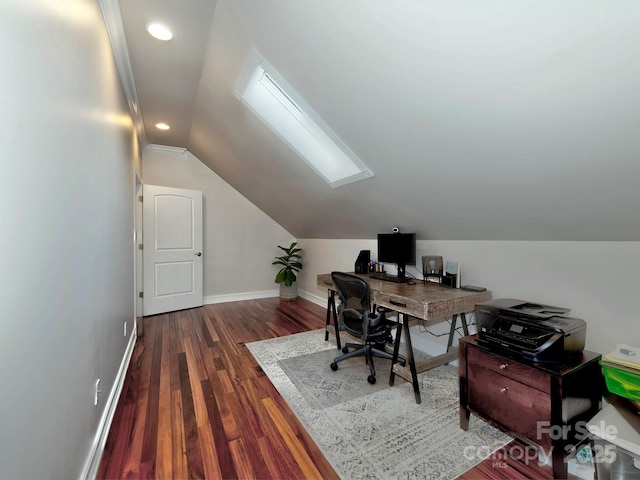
[468,365,552,448]
[468,345,551,394]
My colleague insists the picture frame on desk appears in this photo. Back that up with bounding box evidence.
[422,255,443,283]
[444,260,460,288]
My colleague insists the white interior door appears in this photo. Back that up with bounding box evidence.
[143,184,203,316]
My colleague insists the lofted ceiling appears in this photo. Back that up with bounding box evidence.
[113,0,640,241]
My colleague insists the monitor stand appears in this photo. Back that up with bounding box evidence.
[397,264,407,281]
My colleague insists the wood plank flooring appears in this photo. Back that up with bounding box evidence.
[97,297,562,479]
[456,439,571,480]
[98,298,338,479]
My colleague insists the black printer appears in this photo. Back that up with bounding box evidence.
[475,298,586,363]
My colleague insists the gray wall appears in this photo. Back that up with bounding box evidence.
[0,1,139,478]
[299,239,640,356]
[1,3,635,478]
[142,146,295,301]
[141,143,640,358]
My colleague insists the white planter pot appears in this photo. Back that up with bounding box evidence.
[279,282,298,301]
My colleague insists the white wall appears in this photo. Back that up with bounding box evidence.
[298,239,640,356]
[142,146,295,302]
[0,1,139,478]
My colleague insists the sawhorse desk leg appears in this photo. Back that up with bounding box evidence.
[324,290,341,350]
[390,312,471,404]
[447,313,469,351]
[390,313,421,404]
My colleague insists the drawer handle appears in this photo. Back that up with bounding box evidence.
[499,363,508,370]
[500,387,509,393]
[389,300,407,307]
[324,281,333,286]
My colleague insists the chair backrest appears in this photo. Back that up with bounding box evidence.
[331,272,372,336]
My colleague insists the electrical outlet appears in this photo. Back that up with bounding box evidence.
[94,378,101,406]
[124,321,127,337]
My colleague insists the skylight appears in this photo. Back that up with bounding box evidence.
[234,50,373,188]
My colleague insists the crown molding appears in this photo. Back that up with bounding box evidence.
[98,0,147,147]
[145,144,188,155]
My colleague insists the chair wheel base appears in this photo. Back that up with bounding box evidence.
[367,375,376,384]
[342,346,349,354]
[330,362,338,371]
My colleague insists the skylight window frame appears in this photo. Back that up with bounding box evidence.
[234,49,373,188]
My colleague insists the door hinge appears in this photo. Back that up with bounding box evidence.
[138,195,143,202]
[138,244,143,250]
[139,292,144,298]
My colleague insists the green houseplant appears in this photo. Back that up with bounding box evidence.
[273,242,303,300]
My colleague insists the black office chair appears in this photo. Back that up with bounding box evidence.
[329,271,404,384]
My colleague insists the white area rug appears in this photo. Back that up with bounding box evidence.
[247,330,510,480]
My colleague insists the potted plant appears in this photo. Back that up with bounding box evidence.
[273,241,303,301]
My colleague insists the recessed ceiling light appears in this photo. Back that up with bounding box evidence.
[155,123,170,130]
[146,23,173,41]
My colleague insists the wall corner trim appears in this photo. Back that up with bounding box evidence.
[145,144,188,155]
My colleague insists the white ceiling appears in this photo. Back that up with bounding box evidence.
[115,0,640,240]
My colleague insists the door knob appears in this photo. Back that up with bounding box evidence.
[195,252,202,256]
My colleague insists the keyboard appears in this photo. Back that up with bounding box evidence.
[369,273,407,283]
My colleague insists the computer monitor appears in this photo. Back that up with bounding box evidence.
[377,233,416,281]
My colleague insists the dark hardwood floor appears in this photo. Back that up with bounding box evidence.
[456,439,571,480]
[98,297,563,479]
[98,298,338,479]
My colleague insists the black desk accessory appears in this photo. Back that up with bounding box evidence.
[461,285,486,292]
[441,274,457,288]
[354,250,370,274]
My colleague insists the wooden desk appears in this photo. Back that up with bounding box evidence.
[317,273,492,403]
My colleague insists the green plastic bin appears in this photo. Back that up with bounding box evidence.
[602,362,640,402]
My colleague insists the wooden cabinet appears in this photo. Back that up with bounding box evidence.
[459,336,602,479]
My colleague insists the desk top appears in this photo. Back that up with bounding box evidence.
[317,272,492,320]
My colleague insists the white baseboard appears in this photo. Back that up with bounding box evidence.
[408,326,448,354]
[204,289,327,307]
[204,289,279,305]
[407,326,461,367]
[298,289,326,307]
[80,326,137,480]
